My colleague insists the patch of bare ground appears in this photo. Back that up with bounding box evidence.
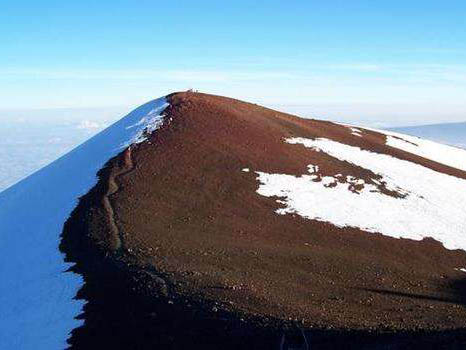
[61,92,466,349]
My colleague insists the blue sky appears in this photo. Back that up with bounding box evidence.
[1,1,465,125]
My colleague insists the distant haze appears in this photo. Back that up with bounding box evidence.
[0,107,124,192]
[269,103,466,128]
[391,122,466,149]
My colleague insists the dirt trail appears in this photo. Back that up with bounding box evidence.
[103,143,171,296]
[102,147,134,252]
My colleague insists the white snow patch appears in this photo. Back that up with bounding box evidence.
[359,126,466,173]
[242,168,250,172]
[124,102,169,146]
[350,127,362,137]
[0,97,169,349]
[255,137,466,252]
[322,177,336,186]
[339,123,362,137]
[455,268,466,273]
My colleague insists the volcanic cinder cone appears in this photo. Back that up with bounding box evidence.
[25,92,466,349]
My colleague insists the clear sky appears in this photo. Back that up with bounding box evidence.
[1,1,465,125]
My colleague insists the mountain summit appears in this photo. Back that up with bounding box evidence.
[2,92,466,349]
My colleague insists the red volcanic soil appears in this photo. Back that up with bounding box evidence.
[61,92,466,349]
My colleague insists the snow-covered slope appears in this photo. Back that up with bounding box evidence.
[255,122,466,252]
[0,98,168,349]
[256,136,466,251]
[362,127,466,172]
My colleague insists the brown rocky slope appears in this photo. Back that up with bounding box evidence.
[61,92,466,349]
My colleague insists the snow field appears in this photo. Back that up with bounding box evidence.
[255,137,466,252]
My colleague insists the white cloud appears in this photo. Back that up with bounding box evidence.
[77,120,101,130]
